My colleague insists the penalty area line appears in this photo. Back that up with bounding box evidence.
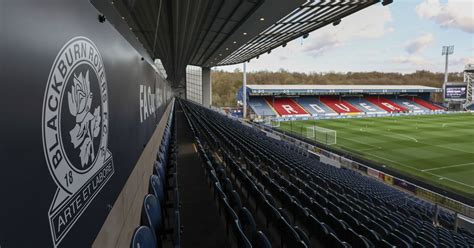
[366,153,474,189]
[422,162,474,172]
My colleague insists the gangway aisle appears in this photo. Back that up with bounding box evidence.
[176,108,228,248]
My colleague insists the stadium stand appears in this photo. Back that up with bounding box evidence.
[387,97,429,112]
[179,98,474,248]
[319,96,362,114]
[294,97,338,116]
[241,85,445,119]
[406,97,444,111]
[344,97,386,114]
[366,96,408,113]
[266,98,310,116]
[131,104,181,248]
[248,97,277,116]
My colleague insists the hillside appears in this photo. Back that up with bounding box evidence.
[211,70,464,107]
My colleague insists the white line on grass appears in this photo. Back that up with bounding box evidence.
[366,153,474,188]
[338,136,382,149]
[434,145,474,154]
[392,133,418,143]
[381,130,473,154]
[367,153,420,171]
[422,162,474,172]
[356,147,381,152]
[423,171,474,188]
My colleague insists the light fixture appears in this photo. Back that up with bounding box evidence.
[282,43,287,48]
[302,33,309,39]
[233,41,237,44]
[225,48,229,50]
[260,17,265,21]
[333,19,341,26]
[243,32,247,35]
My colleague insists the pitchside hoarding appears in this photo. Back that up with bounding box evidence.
[0,1,172,247]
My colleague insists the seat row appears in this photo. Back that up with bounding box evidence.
[182,100,319,247]
[181,99,275,248]
[131,103,181,248]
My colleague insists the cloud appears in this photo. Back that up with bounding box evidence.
[302,32,342,56]
[404,33,435,54]
[416,0,474,33]
[452,57,474,65]
[392,55,434,66]
[297,4,393,57]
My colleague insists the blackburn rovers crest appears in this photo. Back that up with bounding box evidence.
[42,36,114,247]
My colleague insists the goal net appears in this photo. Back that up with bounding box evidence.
[306,126,337,145]
[270,120,280,128]
[265,119,280,128]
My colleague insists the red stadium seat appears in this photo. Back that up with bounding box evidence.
[319,96,361,114]
[366,96,408,113]
[405,97,443,111]
[266,98,309,116]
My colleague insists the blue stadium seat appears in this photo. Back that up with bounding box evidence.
[276,216,307,248]
[253,231,272,248]
[294,226,311,248]
[130,226,158,248]
[229,190,243,209]
[142,194,164,237]
[179,99,474,248]
[150,174,165,203]
[238,207,257,240]
[232,220,252,248]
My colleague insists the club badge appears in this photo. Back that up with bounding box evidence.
[42,36,114,247]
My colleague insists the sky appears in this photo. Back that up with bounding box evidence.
[218,0,474,74]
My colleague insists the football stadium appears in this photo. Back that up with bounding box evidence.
[2,0,474,248]
[239,84,474,200]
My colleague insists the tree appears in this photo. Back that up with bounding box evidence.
[211,70,463,107]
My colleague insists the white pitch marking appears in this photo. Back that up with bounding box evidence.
[338,136,382,149]
[423,171,474,188]
[396,134,418,143]
[422,162,474,172]
[367,153,420,171]
[384,132,419,143]
[356,147,381,152]
[365,153,474,188]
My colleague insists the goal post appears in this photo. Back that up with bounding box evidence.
[271,120,280,128]
[306,125,337,145]
[264,118,280,128]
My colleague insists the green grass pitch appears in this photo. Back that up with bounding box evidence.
[277,113,474,199]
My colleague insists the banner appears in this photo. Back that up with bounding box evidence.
[0,1,172,247]
[383,174,394,185]
[367,168,379,178]
[393,178,417,193]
